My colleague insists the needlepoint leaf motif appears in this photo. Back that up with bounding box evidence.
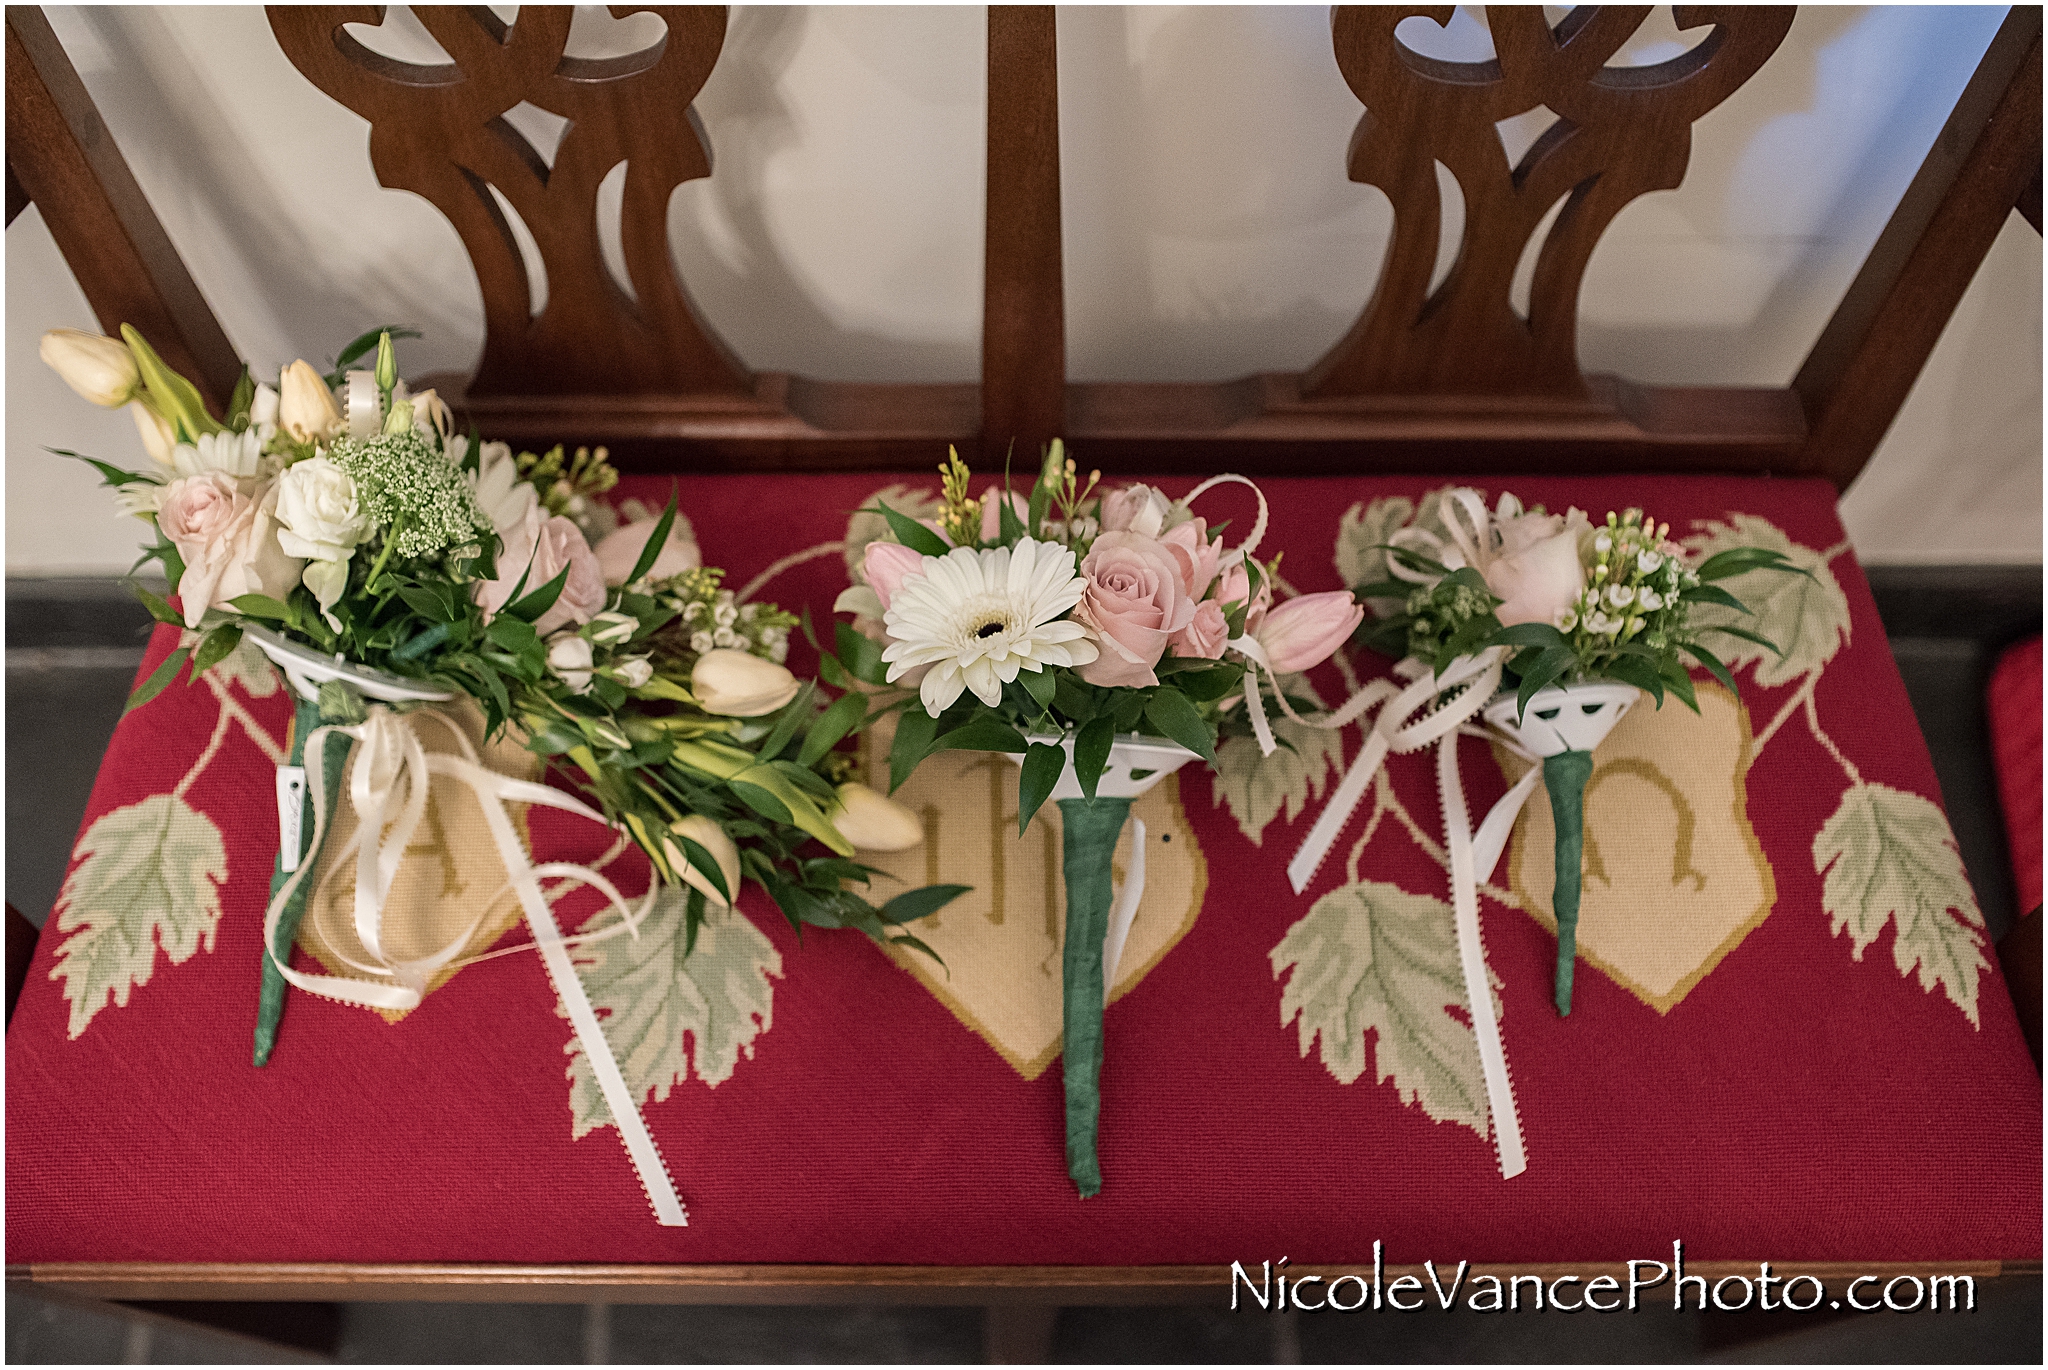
[1814,782,1989,1027]
[1212,676,1345,844]
[50,793,228,1039]
[1271,880,1490,1137]
[1684,515,1850,687]
[565,887,783,1138]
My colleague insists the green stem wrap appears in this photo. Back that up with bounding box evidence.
[1056,794,1132,1199]
[1543,749,1595,1017]
[252,695,351,1066]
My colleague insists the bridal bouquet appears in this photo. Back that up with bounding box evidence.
[1289,487,1795,1180]
[836,445,1362,1196]
[42,324,956,1226]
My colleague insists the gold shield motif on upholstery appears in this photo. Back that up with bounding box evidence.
[1499,682,1774,1012]
[857,716,1209,1079]
[295,699,542,1022]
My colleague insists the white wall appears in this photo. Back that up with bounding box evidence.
[7,5,2039,574]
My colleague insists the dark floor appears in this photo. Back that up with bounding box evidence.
[6,570,2041,1363]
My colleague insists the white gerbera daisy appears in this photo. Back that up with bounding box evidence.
[883,537,1100,716]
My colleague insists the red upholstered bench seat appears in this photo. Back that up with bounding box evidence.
[9,473,2038,1268]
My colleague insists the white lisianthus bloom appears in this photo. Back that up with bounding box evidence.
[249,381,280,441]
[302,558,351,626]
[468,440,538,539]
[547,633,595,693]
[274,457,371,562]
[608,655,654,689]
[170,428,265,480]
[881,537,1099,717]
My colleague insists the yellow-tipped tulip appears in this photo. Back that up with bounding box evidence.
[40,329,138,408]
[278,360,344,444]
[830,783,925,852]
[665,814,742,906]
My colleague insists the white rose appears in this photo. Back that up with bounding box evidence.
[547,634,595,693]
[1484,523,1589,629]
[274,458,370,562]
[609,655,654,689]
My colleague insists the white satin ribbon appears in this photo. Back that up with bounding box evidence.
[1102,818,1146,997]
[344,370,382,439]
[263,705,688,1227]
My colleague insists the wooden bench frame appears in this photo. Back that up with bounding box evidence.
[5,3,2040,1340]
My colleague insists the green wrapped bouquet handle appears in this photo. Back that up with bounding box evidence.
[1056,794,1132,1199]
[1542,749,1594,1017]
[252,694,352,1066]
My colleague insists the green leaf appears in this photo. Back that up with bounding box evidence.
[1657,655,1699,713]
[797,690,869,769]
[1490,622,1570,651]
[933,715,1028,754]
[121,325,217,441]
[879,884,971,925]
[1017,741,1066,834]
[398,585,458,623]
[833,622,889,686]
[485,614,542,658]
[189,624,242,678]
[1814,782,1989,1026]
[49,793,227,1038]
[1073,716,1114,800]
[1019,665,1057,708]
[134,584,185,626]
[565,883,782,1138]
[1679,583,1750,614]
[1142,687,1215,762]
[1513,646,1577,721]
[225,366,255,429]
[226,593,291,623]
[56,449,159,488]
[1686,639,1739,698]
[729,779,795,826]
[505,564,570,625]
[326,324,421,384]
[674,835,736,903]
[1051,675,1096,724]
[125,647,190,712]
[889,707,939,792]
[1177,664,1244,703]
[626,486,680,587]
[755,682,817,763]
[1269,879,1492,1137]
[1602,654,1665,707]
[872,501,951,558]
[1707,623,1784,655]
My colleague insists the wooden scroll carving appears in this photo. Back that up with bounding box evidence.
[268,5,746,398]
[1305,6,1793,400]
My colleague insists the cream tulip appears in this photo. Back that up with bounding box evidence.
[829,783,924,852]
[130,403,177,468]
[691,648,800,717]
[665,814,741,906]
[40,329,138,408]
[278,360,344,444]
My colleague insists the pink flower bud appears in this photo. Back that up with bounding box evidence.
[1256,591,1363,675]
[863,540,927,612]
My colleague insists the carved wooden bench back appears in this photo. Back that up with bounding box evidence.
[9,5,2041,484]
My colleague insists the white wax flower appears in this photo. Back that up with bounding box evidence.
[609,655,653,689]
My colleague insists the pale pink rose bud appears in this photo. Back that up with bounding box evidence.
[594,516,701,585]
[862,540,927,612]
[1169,599,1229,660]
[158,474,305,628]
[978,489,1030,542]
[1161,518,1219,600]
[1213,562,1272,637]
[1256,591,1364,675]
[1099,484,1172,537]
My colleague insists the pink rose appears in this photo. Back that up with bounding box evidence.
[1161,518,1219,600]
[478,506,606,636]
[1075,531,1196,688]
[594,517,701,586]
[158,474,304,628]
[1098,484,1173,537]
[1169,600,1229,660]
[1212,561,1273,637]
[863,540,926,612]
[1256,591,1364,675]
[1484,524,1586,628]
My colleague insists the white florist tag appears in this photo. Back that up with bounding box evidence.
[276,765,307,873]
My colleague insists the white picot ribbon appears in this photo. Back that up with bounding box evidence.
[1281,647,1536,1181]
[264,706,689,1227]
[343,369,383,439]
